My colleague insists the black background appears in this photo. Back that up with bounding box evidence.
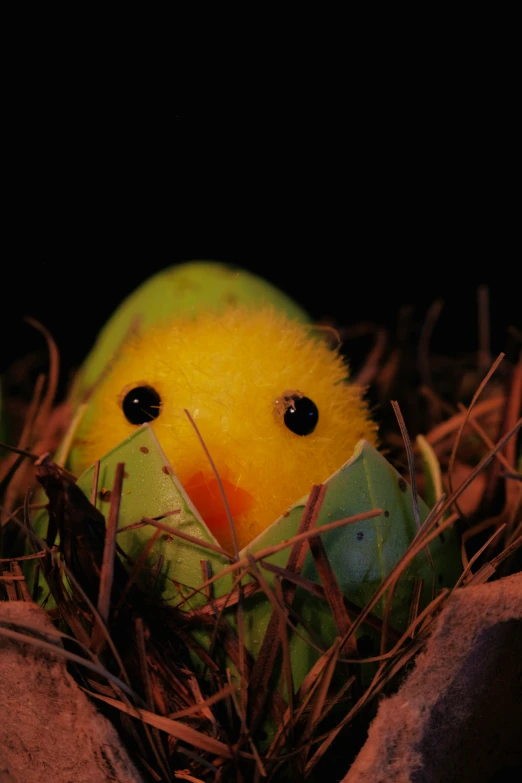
[2,201,518,380]
[2,113,519,381]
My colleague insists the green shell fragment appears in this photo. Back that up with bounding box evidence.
[240,438,462,689]
[416,434,445,510]
[75,424,233,607]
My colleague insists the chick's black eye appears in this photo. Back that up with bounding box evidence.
[284,395,319,436]
[122,386,162,425]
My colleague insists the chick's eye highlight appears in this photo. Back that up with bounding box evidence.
[121,385,162,425]
[274,391,319,436]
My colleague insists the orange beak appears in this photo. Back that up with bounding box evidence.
[183,471,254,553]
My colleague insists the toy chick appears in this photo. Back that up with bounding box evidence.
[70,305,377,552]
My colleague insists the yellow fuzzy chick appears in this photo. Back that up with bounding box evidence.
[71,308,377,552]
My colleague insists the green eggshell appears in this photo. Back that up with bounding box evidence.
[74,424,233,606]
[28,424,233,612]
[71,262,308,405]
[240,439,462,690]
[61,431,460,697]
[416,435,444,510]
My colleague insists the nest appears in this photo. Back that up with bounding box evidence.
[0,302,521,783]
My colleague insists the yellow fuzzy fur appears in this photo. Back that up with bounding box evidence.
[71,308,378,551]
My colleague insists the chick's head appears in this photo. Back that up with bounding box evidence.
[71,308,378,552]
